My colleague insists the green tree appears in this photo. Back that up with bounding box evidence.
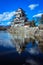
[30,20,36,27]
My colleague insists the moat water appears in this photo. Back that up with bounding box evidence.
[0,31,43,65]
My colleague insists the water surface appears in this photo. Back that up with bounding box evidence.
[0,31,43,65]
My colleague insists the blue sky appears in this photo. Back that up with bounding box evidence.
[0,0,43,26]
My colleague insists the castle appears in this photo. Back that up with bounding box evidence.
[8,8,43,53]
[11,8,35,27]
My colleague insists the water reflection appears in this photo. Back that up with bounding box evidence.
[0,31,15,48]
[0,31,43,65]
[0,30,42,54]
[25,42,41,55]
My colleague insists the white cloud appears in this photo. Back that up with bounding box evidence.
[7,22,11,25]
[0,11,15,22]
[28,4,39,10]
[33,13,43,17]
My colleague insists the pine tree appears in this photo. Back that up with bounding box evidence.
[32,20,36,27]
[30,20,36,27]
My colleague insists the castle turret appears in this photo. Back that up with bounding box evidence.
[12,8,28,27]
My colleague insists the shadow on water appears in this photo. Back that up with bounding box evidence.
[0,31,43,65]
